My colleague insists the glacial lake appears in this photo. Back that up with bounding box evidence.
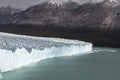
[1,47,120,80]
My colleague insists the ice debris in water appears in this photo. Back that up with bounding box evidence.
[0,72,3,79]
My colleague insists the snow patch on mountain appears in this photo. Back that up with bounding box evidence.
[49,0,69,5]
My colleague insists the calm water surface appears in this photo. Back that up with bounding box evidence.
[1,47,120,80]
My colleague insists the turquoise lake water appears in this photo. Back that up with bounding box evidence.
[1,47,120,80]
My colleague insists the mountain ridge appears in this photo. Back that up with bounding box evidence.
[0,0,120,47]
[11,0,115,27]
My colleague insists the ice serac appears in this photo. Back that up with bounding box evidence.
[0,32,92,72]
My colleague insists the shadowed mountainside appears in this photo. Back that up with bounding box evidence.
[0,6,21,24]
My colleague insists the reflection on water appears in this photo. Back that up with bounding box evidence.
[1,47,120,80]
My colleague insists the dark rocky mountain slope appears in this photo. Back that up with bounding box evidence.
[0,0,120,47]
[0,6,21,24]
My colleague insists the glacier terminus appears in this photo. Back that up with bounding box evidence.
[0,32,92,73]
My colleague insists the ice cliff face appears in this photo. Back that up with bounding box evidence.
[0,32,92,72]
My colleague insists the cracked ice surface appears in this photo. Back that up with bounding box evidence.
[0,32,92,72]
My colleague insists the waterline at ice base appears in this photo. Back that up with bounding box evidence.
[0,32,92,73]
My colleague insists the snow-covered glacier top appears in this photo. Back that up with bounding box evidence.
[0,32,90,53]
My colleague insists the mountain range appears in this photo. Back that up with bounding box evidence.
[0,0,120,47]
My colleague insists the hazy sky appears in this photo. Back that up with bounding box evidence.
[0,0,104,9]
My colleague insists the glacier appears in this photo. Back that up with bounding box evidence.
[0,32,92,72]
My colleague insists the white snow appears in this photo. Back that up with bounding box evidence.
[0,32,92,72]
[109,0,118,2]
[49,0,69,5]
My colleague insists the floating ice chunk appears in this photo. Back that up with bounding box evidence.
[0,32,92,72]
[0,72,2,79]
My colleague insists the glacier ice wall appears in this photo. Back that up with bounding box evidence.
[0,32,92,72]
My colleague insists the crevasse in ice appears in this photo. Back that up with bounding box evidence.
[0,32,92,72]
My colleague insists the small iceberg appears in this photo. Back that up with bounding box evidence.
[0,32,92,72]
[0,71,3,79]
